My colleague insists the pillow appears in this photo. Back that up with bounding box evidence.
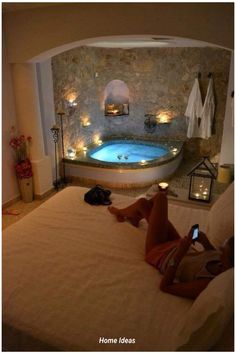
[206,182,234,248]
[174,268,234,351]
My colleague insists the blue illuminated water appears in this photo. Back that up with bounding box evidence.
[89,140,169,163]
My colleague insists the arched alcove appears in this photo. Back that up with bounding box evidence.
[2,3,234,205]
[104,80,129,116]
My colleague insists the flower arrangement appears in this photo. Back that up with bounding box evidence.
[9,128,33,179]
[15,158,33,179]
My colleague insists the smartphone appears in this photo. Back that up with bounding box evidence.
[191,224,199,241]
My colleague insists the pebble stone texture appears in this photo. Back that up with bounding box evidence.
[51,46,231,159]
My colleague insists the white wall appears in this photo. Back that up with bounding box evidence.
[2,34,20,205]
[219,52,234,165]
[3,3,233,63]
[37,60,56,179]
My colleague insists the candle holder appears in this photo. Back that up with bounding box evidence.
[158,182,169,191]
[187,157,217,203]
[144,114,157,133]
[50,125,61,191]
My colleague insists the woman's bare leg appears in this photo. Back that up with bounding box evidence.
[145,192,180,253]
[108,192,181,248]
[108,197,153,227]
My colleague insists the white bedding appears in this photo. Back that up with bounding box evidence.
[3,186,210,351]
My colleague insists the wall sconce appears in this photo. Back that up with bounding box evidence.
[81,117,91,127]
[93,134,102,145]
[144,114,156,133]
[65,92,78,116]
[156,111,172,124]
[82,121,91,127]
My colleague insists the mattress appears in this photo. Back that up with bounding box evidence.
[2,186,209,351]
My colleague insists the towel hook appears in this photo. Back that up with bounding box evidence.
[208,72,213,78]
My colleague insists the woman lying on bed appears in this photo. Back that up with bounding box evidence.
[108,191,234,299]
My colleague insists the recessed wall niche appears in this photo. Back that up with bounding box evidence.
[104,80,129,116]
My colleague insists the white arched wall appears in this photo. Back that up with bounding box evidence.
[11,64,53,197]
[3,3,233,63]
[2,3,234,204]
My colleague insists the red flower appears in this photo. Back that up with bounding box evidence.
[15,159,33,179]
[9,133,32,163]
[9,131,33,179]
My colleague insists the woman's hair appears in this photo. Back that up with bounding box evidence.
[227,236,234,267]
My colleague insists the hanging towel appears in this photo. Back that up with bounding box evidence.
[185,78,203,138]
[199,78,215,139]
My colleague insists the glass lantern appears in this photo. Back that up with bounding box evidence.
[67,148,76,159]
[187,157,217,203]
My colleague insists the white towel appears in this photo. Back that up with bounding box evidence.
[199,78,215,139]
[185,78,203,138]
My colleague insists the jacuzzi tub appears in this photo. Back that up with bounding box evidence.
[64,138,184,188]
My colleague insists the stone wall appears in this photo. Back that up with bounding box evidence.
[51,46,231,158]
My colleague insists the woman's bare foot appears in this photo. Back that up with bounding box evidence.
[108,206,126,222]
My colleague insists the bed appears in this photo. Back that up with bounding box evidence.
[2,184,234,351]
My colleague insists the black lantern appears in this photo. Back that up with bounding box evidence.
[187,157,217,203]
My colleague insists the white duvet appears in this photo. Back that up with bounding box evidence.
[3,186,209,351]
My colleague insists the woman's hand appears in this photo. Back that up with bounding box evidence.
[197,231,207,243]
[196,231,215,250]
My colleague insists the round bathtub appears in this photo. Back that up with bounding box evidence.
[89,140,169,163]
[64,139,184,188]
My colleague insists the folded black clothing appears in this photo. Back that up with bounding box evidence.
[84,185,112,205]
[95,185,111,197]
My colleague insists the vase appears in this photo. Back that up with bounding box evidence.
[18,177,34,203]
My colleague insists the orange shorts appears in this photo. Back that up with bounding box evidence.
[145,239,180,273]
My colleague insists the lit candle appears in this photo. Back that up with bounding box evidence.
[140,159,147,165]
[97,140,103,146]
[83,146,88,152]
[67,93,77,106]
[157,112,172,124]
[67,148,76,159]
[83,121,91,127]
[172,148,178,154]
[158,182,169,191]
